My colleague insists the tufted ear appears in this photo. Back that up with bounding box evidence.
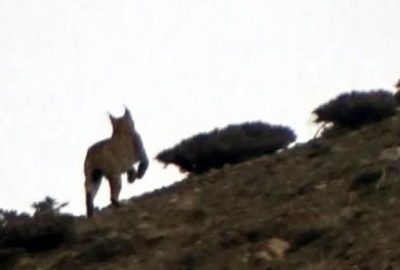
[124,107,133,122]
[124,106,130,116]
[108,112,117,126]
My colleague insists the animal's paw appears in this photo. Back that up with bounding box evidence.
[111,199,121,208]
[127,169,137,183]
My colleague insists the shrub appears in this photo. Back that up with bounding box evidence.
[0,209,30,227]
[31,196,68,217]
[313,90,397,129]
[156,122,296,174]
[0,198,75,252]
[0,214,76,252]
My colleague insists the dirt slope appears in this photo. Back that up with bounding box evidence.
[4,114,400,270]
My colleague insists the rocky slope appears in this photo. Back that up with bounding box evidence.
[3,114,400,270]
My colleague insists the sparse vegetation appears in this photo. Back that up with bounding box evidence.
[79,237,135,264]
[32,196,69,216]
[157,122,296,174]
[313,90,397,132]
[0,197,75,253]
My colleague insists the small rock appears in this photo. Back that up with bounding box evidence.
[314,183,327,190]
[136,222,151,231]
[268,238,290,258]
[255,251,274,261]
[138,211,151,220]
[15,257,36,268]
[178,195,198,211]
[145,231,166,245]
[388,197,397,205]
[169,196,179,204]
[340,206,355,222]
[380,147,400,161]
[255,238,290,261]
[136,222,166,245]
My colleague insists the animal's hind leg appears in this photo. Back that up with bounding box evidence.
[108,175,122,207]
[85,170,102,218]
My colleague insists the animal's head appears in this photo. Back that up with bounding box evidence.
[109,107,135,135]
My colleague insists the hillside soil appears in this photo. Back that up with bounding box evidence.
[3,115,400,270]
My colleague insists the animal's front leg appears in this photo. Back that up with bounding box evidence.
[127,167,137,183]
[108,175,122,207]
[137,158,149,179]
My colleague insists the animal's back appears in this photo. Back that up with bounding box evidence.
[84,135,138,177]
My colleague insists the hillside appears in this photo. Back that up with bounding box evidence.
[3,114,400,270]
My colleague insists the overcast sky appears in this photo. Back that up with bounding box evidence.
[1,1,400,215]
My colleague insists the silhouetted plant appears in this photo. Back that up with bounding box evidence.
[31,196,68,217]
[0,209,29,227]
[157,122,296,174]
[0,198,75,252]
[313,90,397,130]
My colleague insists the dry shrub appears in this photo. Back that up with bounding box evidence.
[0,198,75,252]
[313,90,397,130]
[31,196,68,216]
[0,213,75,252]
[157,122,296,174]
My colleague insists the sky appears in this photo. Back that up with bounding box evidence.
[0,1,400,215]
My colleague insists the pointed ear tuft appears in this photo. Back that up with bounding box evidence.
[108,112,116,122]
[124,107,132,119]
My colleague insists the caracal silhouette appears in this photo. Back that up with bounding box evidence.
[84,108,148,217]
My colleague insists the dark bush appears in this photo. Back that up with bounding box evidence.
[0,209,28,226]
[0,198,75,253]
[156,122,296,174]
[31,196,68,217]
[313,90,397,129]
[0,213,76,252]
[394,91,400,105]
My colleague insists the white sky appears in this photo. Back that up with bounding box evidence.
[0,1,400,215]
